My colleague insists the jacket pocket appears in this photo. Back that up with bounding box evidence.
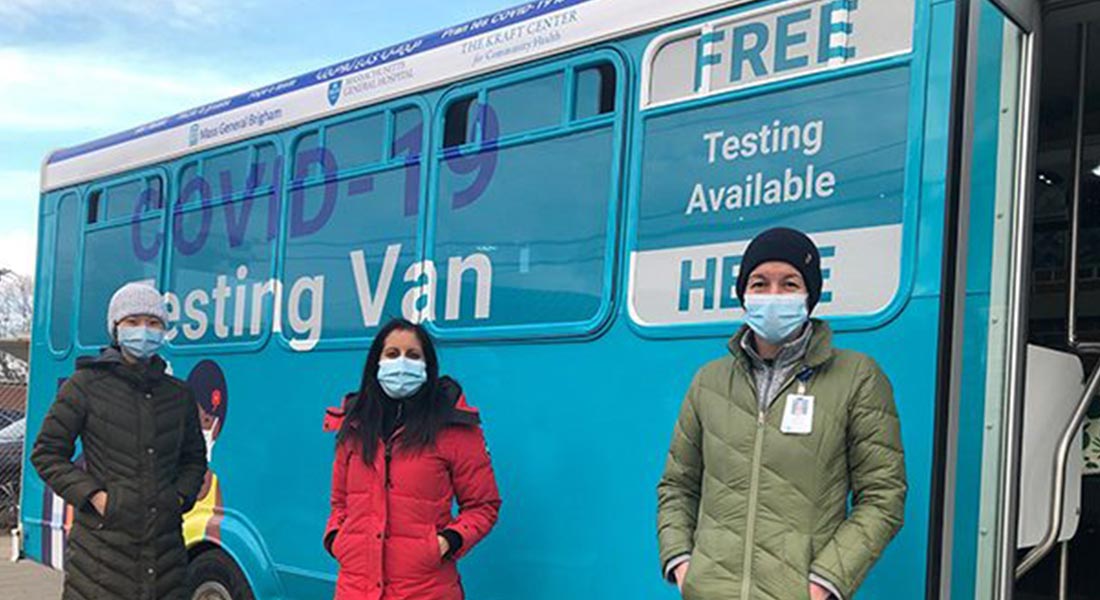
[784,530,812,572]
[156,487,184,525]
[680,556,696,596]
[397,525,443,576]
[103,485,117,523]
[74,492,106,530]
[331,530,345,561]
[422,527,443,570]
[103,485,139,532]
[679,551,706,600]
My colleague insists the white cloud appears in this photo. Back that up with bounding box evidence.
[0,0,276,281]
[0,229,37,277]
[0,0,248,32]
[0,42,273,274]
[0,170,39,277]
[0,48,265,133]
[0,169,40,202]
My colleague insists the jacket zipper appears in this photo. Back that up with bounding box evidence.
[741,410,766,599]
[385,407,407,576]
[761,367,775,414]
[381,421,403,589]
[741,367,803,598]
[384,441,394,487]
[385,404,404,488]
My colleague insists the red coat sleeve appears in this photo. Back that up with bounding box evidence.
[444,425,501,559]
[324,440,351,554]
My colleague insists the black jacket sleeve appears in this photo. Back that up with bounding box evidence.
[30,380,104,510]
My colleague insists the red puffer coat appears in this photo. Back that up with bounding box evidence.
[323,379,501,600]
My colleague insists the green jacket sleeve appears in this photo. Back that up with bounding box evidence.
[810,356,907,599]
[174,389,208,512]
[30,380,104,511]
[656,372,704,572]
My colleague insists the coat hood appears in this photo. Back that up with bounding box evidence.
[76,346,169,377]
[323,376,480,433]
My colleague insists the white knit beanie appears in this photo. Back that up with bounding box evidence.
[107,283,168,338]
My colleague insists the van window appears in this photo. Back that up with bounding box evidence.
[49,192,80,352]
[487,72,564,137]
[78,175,165,346]
[167,142,279,349]
[430,57,624,336]
[281,104,426,349]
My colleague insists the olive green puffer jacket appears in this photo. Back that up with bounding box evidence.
[657,321,906,600]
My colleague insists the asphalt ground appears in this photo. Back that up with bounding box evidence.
[0,533,63,599]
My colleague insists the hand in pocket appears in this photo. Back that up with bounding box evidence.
[90,491,108,517]
[674,562,690,593]
[809,582,832,600]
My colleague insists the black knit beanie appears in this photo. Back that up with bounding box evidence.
[735,227,823,312]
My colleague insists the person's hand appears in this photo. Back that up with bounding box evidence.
[437,535,450,558]
[810,581,832,600]
[90,491,107,516]
[674,562,690,593]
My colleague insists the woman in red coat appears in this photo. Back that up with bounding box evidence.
[324,318,501,600]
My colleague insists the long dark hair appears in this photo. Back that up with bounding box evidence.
[337,318,449,462]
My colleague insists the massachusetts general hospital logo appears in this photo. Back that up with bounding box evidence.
[327,80,343,107]
[188,123,200,147]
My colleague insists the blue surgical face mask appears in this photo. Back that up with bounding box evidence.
[377,356,428,399]
[117,326,165,360]
[743,293,809,344]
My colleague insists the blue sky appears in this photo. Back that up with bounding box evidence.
[0,0,509,276]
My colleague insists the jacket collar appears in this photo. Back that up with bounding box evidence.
[76,346,169,384]
[323,376,481,433]
[739,321,814,372]
[728,318,836,371]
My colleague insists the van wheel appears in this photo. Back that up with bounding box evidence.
[186,548,255,600]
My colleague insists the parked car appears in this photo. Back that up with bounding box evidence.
[0,417,24,470]
[0,418,24,528]
[0,408,20,429]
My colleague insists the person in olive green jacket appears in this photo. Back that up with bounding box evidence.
[657,228,906,600]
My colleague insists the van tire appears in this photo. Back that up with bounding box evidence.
[186,548,255,600]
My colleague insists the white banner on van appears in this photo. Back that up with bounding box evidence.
[627,223,902,326]
[44,0,791,191]
[642,0,915,108]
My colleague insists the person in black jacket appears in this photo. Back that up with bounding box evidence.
[31,282,207,600]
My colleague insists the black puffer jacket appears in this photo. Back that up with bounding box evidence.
[31,347,207,599]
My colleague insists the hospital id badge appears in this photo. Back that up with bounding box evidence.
[780,394,814,435]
